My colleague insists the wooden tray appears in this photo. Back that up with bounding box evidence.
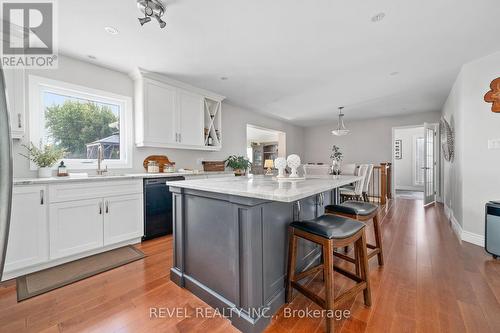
[202,161,225,172]
[143,155,173,173]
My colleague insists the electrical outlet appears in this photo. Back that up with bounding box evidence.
[196,158,204,165]
[488,139,500,150]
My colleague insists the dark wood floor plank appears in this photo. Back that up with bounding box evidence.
[1,198,500,333]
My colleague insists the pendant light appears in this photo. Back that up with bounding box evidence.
[331,106,350,136]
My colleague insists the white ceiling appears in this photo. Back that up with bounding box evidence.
[59,0,500,126]
[247,126,280,144]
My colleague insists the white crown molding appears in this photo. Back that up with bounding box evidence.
[129,67,225,101]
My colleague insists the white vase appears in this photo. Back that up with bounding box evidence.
[287,154,301,178]
[274,157,287,178]
[38,167,52,178]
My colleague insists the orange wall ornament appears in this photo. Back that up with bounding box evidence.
[484,77,500,113]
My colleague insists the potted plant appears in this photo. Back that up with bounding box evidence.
[20,142,65,178]
[225,155,252,176]
[330,145,343,177]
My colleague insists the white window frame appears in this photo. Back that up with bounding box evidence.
[413,135,425,186]
[29,75,133,170]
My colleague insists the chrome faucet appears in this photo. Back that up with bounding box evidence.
[96,145,108,175]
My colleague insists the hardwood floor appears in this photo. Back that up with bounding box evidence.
[1,198,499,332]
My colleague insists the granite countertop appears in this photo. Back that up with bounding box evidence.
[13,171,233,185]
[167,174,362,202]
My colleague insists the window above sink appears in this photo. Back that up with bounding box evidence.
[28,75,133,170]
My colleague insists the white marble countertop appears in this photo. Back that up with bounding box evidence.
[167,174,362,202]
[13,171,233,185]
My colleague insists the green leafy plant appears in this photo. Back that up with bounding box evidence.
[20,142,65,168]
[225,155,252,171]
[330,145,343,162]
[45,100,118,158]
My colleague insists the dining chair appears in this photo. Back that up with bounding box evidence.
[362,164,374,202]
[341,163,357,175]
[340,164,368,202]
[303,164,331,176]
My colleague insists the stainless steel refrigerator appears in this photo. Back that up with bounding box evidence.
[0,67,13,281]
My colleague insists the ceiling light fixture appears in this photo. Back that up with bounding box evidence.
[87,55,97,60]
[137,0,166,28]
[220,77,228,81]
[331,107,350,136]
[104,26,119,35]
[390,71,399,76]
[371,12,386,22]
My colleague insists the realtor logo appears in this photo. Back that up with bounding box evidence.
[1,0,58,68]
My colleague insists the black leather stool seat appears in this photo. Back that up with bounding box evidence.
[290,214,364,240]
[325,200,378,216]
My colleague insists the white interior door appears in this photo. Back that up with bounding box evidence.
[424,123,437,205]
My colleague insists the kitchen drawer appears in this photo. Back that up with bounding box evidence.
[49,179,143,203]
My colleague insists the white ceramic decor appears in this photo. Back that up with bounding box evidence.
[38,167,52,178]
[274,157,287,178]
[286,154,301,178]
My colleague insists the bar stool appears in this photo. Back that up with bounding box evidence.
[286,214,371,333]
[325,201,384,266]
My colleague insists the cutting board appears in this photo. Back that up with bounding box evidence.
[143,155,173,173]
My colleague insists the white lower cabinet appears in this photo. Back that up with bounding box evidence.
[4,185,48,272]
[103,194,143,246]
[49,198,104,259]
[4,180,143,280]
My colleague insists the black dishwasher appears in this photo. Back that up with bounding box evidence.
[143,177,185,241]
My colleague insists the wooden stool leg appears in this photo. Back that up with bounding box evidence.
[286,227,298,303]
[356,230,372,306]
[323,239,335,333]
[373,214,384,266]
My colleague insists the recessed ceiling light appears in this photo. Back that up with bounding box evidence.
[220,77,228,81]
[104,26,119,35]
[371,12,386,22]
[390,71,399,76]
[87,55,97,60]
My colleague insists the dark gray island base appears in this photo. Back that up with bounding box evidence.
[168,175,359,333]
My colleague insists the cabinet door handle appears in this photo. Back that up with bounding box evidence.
[99,202,102,215]
[179,133,181,142]
[40,190,44,205]
[295,201,301,220]
[175,133,178,142]
[17,113,22,128]
[105,200,109,213]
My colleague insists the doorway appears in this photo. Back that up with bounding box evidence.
[392,124,438,204]
[246,124,286,175]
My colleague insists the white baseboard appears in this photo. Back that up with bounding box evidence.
[443,204,485,247]
[462,231,485,247]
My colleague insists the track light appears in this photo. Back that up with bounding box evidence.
[138,17,151,26]
[137,0,166,29]
[154,15,166,28]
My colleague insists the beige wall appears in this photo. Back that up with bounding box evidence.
[303,111,441,166]
[12,56,304,178]
[442,51,500,241]
[394,126,424,191]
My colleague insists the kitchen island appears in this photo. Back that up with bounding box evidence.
[167,174,361,333]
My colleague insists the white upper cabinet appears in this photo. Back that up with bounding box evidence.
[3,68,25,139]
[141,78,177,145]
[132,69,224,151]
[177,89,204,146]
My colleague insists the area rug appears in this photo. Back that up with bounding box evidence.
[16,245,145,301]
